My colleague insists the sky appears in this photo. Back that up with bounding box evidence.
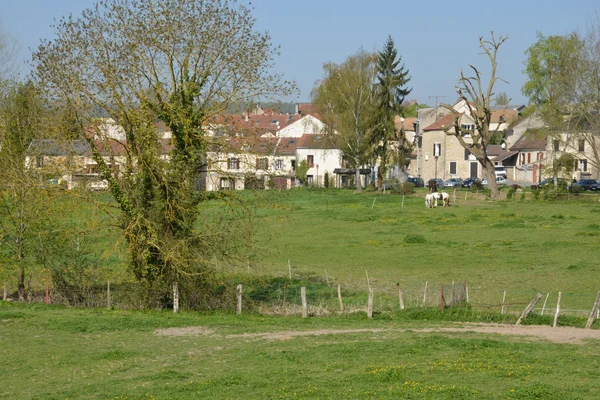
[1,0,598,106]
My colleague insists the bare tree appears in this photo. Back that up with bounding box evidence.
[443,33,509,198]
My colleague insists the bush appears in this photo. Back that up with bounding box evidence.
[404,234,426,244]
[398,182,415,195]
[324,171,330,188]
[506,188,516,200]
[471,181,484,191]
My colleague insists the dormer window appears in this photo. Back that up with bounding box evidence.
[499,116,505,123]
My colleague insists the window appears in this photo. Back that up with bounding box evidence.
[35,156,44,168]
[580,159,588,172]
[464,149,470,160]
[307,175,314,185]
[307,155,314,167]
[553,140,560,151]
[228,157,240,170]
[433,143,441,157]
[291,159,296,171]
[499,116,505,123]
[579,139,585,152]
[256,157,268,170]
[449,161,457,175]
[460,124,475,131]
[520,153,525,164]
[220,177,235,190]
[527,153,531,164]
[274,159,284,170]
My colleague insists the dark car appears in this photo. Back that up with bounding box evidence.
[538,178,568,190]
[444,178,464,188]
[427,178,444,191]
[462,177,481,188]
[407,177,424,188]
[570,179,598,191]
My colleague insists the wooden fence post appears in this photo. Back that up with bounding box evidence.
[107,281,111,310]
[501,290,506,314]
[515,293,543,326]
[45,275,49,305]
[173,282,179,314]
[553,292,562,328]
[301,287,307,318]
[439,283,444,311]
[367,288,374,319]
[397,283,404,310]
[337,284,343,312]
[236,284,242,315]
[324,269,330,287]
[464,281,469,303]
[422,281,428,306]
[585,291,600,329]
[541,293,549,315]
[288,260,292,279]
[3,282,6,301]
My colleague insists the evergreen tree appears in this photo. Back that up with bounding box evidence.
[372,36,411,192]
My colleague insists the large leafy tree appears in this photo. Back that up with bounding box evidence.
[523,26,600,178]
[443,33,508,199]
[372,36,411,192]
[311,50,377,192]
[33,0,293,289]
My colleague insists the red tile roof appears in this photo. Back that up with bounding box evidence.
[423,114,457,131]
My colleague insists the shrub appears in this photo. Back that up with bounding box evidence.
[324,171,330,188]
[506,188,516,200]
[471,181,484,191]
[404,234,426,244]
[398,182,415,195]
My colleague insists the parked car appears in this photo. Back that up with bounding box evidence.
[482,176,506,186]
[462,177,481,188]
[407,177,424,188]
[538,178,568,191]
[444,178,464,188]
[570,179,598,191]
[495,165,507,179]
[427,178,444,190]
[88,180,109,191]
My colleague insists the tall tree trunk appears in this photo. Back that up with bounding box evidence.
[355,168,362,193]
[18,266,25,301]
[482,158,500,198]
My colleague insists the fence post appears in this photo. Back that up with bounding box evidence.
[515,293,543,326]
[439,283,444,311]
[236,284,242,315]
[3,282,6,301]
[501,290,506,314]
[301,287,307,318]
[422,281,428,306]
[585,291,600,329]
[324,269,330,287]
[288,260,292,279]
[173,282,179,314]
[464,281,469,303]
[107,281,111,310]
[45,275,49,305]
[541,292,549,315]
[397,283,404,310]
[367,288,374,319]
[553,292,562,328]
[337,284,343,312]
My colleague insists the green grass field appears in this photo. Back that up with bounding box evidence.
[2,188,600,398]
[1,301,600,399]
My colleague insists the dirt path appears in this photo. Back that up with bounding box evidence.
[155,323,600,344]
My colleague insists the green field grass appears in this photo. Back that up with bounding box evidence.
[1,302,600,399]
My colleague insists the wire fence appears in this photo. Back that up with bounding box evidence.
[3,269,600,328]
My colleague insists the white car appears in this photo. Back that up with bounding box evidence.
[89,180,109,191]
[482,176,506,186]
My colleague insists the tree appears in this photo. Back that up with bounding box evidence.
[522,27,600,179]
[372,36,411,192]
[311,50,377,192]
[494,92,509,106]
[442,33,508,199]
[33,0,293,289]
[0,81,53,300]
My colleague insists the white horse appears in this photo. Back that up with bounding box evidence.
[425,193,437,208]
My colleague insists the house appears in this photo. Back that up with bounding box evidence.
[411,100,523,181]
[295,134,343,187]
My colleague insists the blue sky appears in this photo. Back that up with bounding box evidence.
[1,0,598,105]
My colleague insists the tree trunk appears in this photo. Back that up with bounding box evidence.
[355,168,362,193]
[18,266,25,301]
[482,158,500,198]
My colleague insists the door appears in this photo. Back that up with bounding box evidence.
[470,162,478,178]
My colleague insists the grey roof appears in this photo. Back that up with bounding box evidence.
[27,139,91,156]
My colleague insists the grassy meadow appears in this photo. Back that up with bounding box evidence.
[2,188,600,398]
